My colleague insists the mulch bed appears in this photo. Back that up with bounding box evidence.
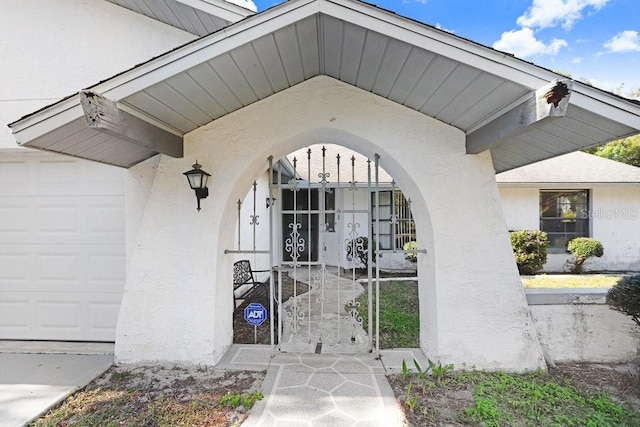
[233,273,308,345]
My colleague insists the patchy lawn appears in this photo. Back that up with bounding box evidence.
[391,362,640,426]
[30,364,264,427]
[522,274,621,289]
[31,275,640,426]
[356,280,419,348]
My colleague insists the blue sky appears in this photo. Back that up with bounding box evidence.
[249,0,640,97]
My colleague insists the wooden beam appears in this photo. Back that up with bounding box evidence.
[79,91,183,158]
[466,79,572,154]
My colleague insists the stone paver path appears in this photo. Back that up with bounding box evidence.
[242,352,406,427]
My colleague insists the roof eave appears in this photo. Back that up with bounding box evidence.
[8,0,640,168]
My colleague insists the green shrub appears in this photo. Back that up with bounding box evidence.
[509,230,548,275]
[566,237,603,274]
[403,241,417,262]
[346,236,376,269]
[607,275,640,327]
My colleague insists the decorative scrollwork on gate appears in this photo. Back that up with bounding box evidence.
[345,298,364,342]
[285,222,305,265]
[285,296,305,334]
[313,269,330,305]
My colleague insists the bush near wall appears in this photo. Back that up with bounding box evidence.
[566,237,604,274]
[510,230,548,275]
[607,275,640,327]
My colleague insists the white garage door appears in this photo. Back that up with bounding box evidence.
[0,150,125,341]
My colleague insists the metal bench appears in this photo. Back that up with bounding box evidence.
[233,260,275,310]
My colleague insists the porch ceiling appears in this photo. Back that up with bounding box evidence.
[9,0,640,172]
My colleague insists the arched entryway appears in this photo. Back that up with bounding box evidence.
[230,144,422,356]
[116,77,544,371]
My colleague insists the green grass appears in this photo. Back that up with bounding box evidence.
[522,275,620,289]
[459,371,640,427]
[398,367,640,427]
[355,280,419,348]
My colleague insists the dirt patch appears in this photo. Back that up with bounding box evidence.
[548,362,640,410]
[233,273,308,345]
[32,364,265,427]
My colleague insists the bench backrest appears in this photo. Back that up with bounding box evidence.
[233,260,255,286]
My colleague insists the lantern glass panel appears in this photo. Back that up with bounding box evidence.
[188,173,202,189]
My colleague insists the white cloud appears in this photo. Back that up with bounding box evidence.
[493,27,568,57]
[435,23,455,33]
[226,0,257,12]
[517,0,610,30]
[604,30,640,53]
[571,57,583,64]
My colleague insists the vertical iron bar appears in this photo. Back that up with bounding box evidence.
[268,156,275,355]
[408,198,414,243]
[307,148,312,342]
[350,155,357,344]
[252,181,257,254]
[278,160,283,346]
[374,154,381,358]
[367,158,373,351]
[336,153,342,342]
[237,199,242,250]
[292,157,298,335]
[391,180,396,252]
[319,146,326,343]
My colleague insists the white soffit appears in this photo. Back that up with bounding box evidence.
[105,0,255,35]
[10,0,640,171]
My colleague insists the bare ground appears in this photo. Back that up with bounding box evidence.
[34,269,640,426]
[34,360,640,426]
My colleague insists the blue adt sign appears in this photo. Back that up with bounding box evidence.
[244,302,267,326]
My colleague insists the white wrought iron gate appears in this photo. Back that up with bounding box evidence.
[274,147,383,355]
[228,146,389,356]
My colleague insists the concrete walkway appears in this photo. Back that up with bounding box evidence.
[0,342,113,427]
[217,345,428,426]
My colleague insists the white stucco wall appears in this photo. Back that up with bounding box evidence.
[117,76,544,371]
[498,187,540,231]
[528,293,640,363]
[499,185,640,272]
[0,0,196,148]
[590,187,640,271]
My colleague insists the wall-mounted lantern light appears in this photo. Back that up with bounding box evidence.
[183,161,210,212]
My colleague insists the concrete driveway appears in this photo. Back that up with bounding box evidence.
[0,343,113,426]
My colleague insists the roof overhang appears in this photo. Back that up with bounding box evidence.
[9,0,640,171]
[105,0,255,36]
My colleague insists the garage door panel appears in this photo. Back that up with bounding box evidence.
[0,152,125,341]
[0,292,121,341]
[0,203,31,238]
[0,300,31,328]
[0,244,125,293]
[0,251,30,283]
[0,196,124,245]
[38,300,81,329]
[0,152,124,197]
[38,204,80,235]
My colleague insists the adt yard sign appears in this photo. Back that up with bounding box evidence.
[244,303,267,326]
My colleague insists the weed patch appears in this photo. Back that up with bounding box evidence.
[390,366,640,427]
